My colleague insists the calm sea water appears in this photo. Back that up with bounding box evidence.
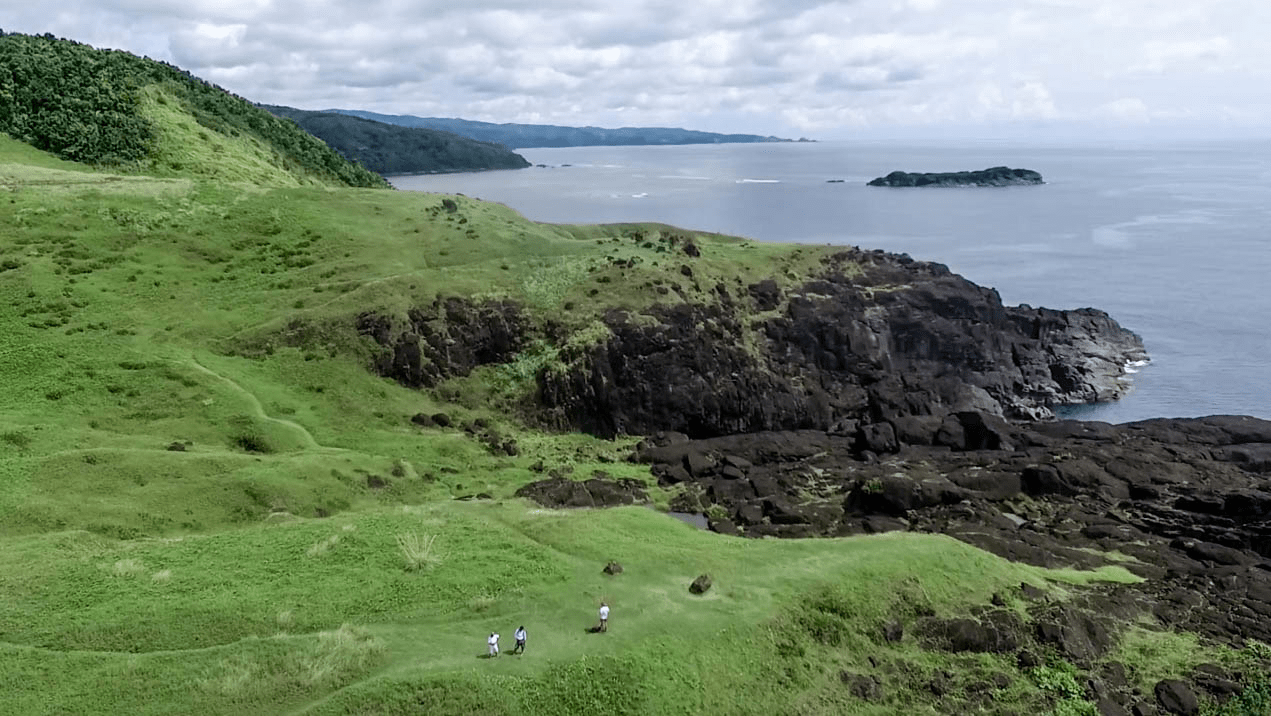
[392,141,1271,423]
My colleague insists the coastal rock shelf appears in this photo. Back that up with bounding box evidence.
[359,247,1144,437]
[867,166,1044,187]
[633,414,1271,643]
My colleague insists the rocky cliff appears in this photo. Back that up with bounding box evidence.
[534,251,1143,436]
[362,249,1139,437]
[868,167,1044,187]
[351,238,1271,712]
[358,248,1144,437]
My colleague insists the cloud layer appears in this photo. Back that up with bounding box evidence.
[6,0,1268,138]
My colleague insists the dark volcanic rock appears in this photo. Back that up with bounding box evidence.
[840,672,883,700]
[867,166,1044,187]
[1154,680,1199,715]
[641,414,1271,653]
[689,574,713,594]
[357,297,528,388]
[515,476,649,508]
[534,249,1144,438]
[920,616,1019,653]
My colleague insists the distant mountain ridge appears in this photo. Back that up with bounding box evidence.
[262,105,530,175]
[326,110,794,149]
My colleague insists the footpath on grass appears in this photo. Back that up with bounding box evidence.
[188,357,325,451]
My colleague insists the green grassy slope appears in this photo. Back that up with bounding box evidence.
[0,32,387,188]
[0,122,1241,714]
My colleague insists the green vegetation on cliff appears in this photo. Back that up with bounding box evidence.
[0,32,386,187]
[263,105,532,175]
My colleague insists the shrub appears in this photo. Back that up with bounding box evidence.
[0,430,31,450]
[233,432,273,454]
[395,532,440,571]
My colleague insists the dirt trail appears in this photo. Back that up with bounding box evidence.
[187,358,324,451]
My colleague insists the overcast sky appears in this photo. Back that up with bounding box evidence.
[6,0,1269,139]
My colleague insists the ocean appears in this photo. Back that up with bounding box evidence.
[391,141,1271,424]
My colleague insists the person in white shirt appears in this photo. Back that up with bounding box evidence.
[597,602,610,632]
[487,632,499,657]
[512,626,527,654]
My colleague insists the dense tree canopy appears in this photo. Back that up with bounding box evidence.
[0,32,387,187]
[264,105,531,175]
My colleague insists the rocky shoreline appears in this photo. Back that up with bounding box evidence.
[359,247,1147,434]
[515,414,1271,714]
[354,240,1269,713]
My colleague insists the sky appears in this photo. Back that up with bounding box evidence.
[5,0,1269,140]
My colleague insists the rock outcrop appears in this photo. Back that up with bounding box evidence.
[635,414,1271,648]
[534,249,1144,436]
[514,475,649,508]
[867,167,1043,187]
[358,249,1144,438]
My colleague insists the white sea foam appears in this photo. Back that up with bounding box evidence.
[736,178,780,184]
[1124,359,1150,374]
[631,192,648,198]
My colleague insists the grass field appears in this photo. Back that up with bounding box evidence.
[0,130,1232,715]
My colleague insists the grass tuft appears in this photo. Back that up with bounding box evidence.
[307,535,341,557]
[395,531,441,571]
[110,558,145,577]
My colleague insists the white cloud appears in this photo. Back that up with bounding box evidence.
[1096,98,1150,123]
[2,0,1268,138]
[1131,37,1233,74]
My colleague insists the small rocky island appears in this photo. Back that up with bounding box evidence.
[868,166,1043,187]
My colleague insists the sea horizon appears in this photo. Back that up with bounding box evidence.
[393,140,1271,424]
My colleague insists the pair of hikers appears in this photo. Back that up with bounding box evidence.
[487,626,527,657]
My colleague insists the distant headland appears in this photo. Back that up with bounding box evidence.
[867,166,1044,187]
[323,110,796,149]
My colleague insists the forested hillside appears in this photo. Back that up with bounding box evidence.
[263,105,530,175]
[329,109,793,148]
[0,32,386,188]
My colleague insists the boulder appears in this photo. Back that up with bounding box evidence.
[514,476,648,508]
[839,672,883,701]
[1153,680,1199,715]
[921,617,1018,653]
[689,574,713,594]
[603,561,623,575]
[1034,607,1112,663]
[858,422,899,454]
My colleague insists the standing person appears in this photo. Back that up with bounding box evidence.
[487,631,499,657]
[597,601,610,632]
[512,625,527,654]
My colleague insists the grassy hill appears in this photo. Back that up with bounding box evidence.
[0,39,1259,716]
[0,32,386,188]
[262,105,531,175]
